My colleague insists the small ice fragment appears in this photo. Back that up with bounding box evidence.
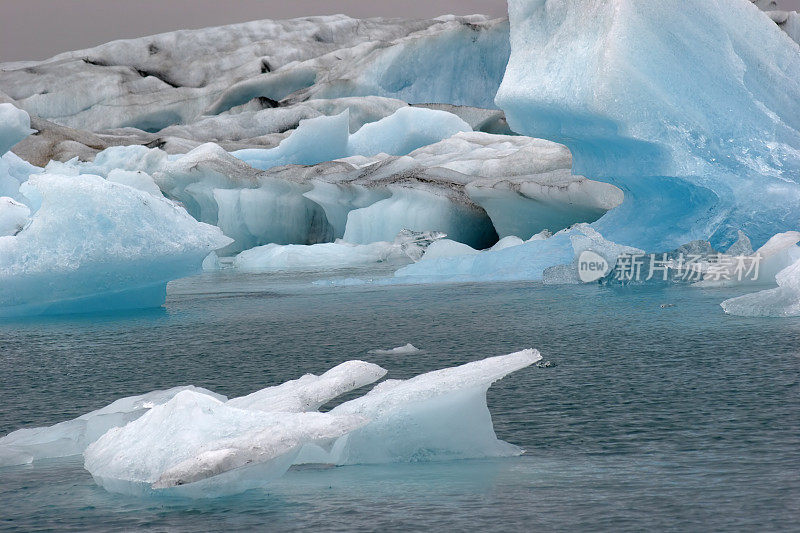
[368,343,422,355]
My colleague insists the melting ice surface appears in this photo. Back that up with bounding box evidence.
[1,351,539,498]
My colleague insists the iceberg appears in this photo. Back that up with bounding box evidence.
[0,386,225,466]
[232,230,444,272]
[396,223,636,284]
[496,0,800,251]
[367,343,423,355]
[695,231,800,288]
[0,173,231,317]
[4,352,539,497]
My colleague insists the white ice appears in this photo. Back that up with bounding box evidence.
[226,360,387,412]
[397,224,638,284]
[232,230,444,272]
[722,256,800,316]
[84,391,366,497]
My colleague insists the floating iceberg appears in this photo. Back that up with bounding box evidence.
[695,231,800,288]
[3,352,539,497]
[716,231,800,316]
[396,224,635,284]
[367,343,423,355]
[0,173,231,317]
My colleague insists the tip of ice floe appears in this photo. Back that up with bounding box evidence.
[505,348,542,366]
[368,343,423,355]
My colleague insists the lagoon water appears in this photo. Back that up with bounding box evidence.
[1,269,798,531]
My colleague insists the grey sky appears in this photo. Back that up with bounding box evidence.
[1,0,798,63]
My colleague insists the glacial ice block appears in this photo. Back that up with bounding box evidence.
[0,174,232,317]
[367,343,423,355]
[496,0,800,250]
[232,230,445,272]
[721,256,800,316]
[319,349,541,465]
[0,386,225,467]
[83,390,366,497]
[294,16,511,109]
[395,224,630,284]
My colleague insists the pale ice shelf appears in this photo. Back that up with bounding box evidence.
[1,351,540,498]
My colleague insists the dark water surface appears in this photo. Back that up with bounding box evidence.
[1,271,798,531]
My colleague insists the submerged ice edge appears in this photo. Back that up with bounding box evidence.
[1,350,541,498]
